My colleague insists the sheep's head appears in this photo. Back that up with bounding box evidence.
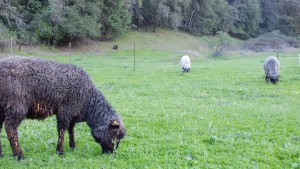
[183,67,190,72]
[270,75,279,84]
[92,119,126,154]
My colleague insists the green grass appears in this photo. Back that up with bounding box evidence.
[0,30,300,168]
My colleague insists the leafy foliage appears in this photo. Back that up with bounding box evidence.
[210,31,233,57]
[230,0,262,39]
[242,30,300,52]
[0,21,10,39]
[101,0,132,38]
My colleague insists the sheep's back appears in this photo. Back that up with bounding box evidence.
[0,57,95,107]
[263,56,280,75]
[180,55,190,68]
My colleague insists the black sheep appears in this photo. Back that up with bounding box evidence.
[0,56,126,160]
[112,45,118,50]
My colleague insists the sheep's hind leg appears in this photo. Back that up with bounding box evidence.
[5,120,23,160]
[68,122,76,150]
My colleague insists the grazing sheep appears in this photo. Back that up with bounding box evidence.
[180,55,191,72]
[112,45,118,50]
[263,56,280,84]
[0,56,126,160]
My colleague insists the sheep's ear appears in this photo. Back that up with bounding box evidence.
[111,120,120,128]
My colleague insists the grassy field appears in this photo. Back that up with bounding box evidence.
[0,29,300,168]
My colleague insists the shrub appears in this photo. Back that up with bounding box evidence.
[242,31,300,52]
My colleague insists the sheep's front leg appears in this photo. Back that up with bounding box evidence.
[0,110,4,158]
[0,131,2,158]
[68,122,76,150]
[5,122,23,160]
[0,135,2,158]
[265,76,269,82]
[0,129,3,158]
[56,114,71,155]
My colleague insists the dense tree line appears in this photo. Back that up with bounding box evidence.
[132,0,300,39]
[0,0,299,46]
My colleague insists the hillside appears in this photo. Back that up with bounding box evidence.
[0,28,214,58]
[1,28,299,60]
[75,28,214,57]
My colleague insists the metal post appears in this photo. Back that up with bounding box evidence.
[69,41,72,64]
[134,42,136,71]
[10,37,13,56]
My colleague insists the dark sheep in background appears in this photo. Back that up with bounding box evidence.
[263,56,280,84]
[112,45,118,50]
[0,56,126,160]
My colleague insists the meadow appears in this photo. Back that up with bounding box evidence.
[0,30,299,168]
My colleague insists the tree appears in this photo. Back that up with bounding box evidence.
[130,0,143,27]
[260,0,279,32]
[101,0,132,38]
[0,0,27,30]
[166,0,184,30]
[30,0,64,47]
[0,0,29,50]
[278,0,300,36]
[174,0,191,30]
[230,0,262,39]
[183,0,219,35]
[277,15,296,36]
[142,0,170,32]
[31,0,103,45]
[245,0,262,37]
[62,0,103,42]
[213,0,239,33]
[0,21,10,52]
[0,21,10,38]
[210,31,233,57]
[1,0,299,46]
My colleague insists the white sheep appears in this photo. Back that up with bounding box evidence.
[180,55,191,72]
[263,56,280,84]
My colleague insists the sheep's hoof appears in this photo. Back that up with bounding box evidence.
[18,155,24,160]
[69,143,76,150]
[14,153,24,160]
[57,151,65,155]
